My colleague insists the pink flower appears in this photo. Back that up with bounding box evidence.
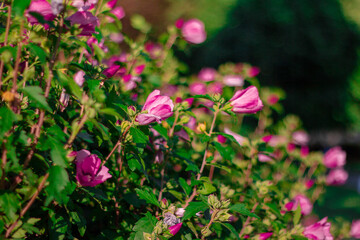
[224,128,246,146]
[351,220,360,238]
[169,222,182,235]
[258,153,273,162]
[106,0,117,9]
[26,0,56,27]
[229,86,263,114]
[67,11,98,25]
[136,90,174,125]
[259,232,273,240]
[74,70,85,87]
[198,68,216,82]
[181,19,206,44]
[247,66,260,77]
[303,217,333,240]
[208,82,223,94]
[287,143,296,152]
[109,6,125,21]
[262,135,273,143]
[189,82,207,95]
[292,130,309,146]
[305,179,315,189]
[323,146,346,168]
[293,194,313,215]
[75,150,112,187]
[326,168,348,186]
[103,65,121,78]
[175,18,184,29]
[134,64,145,75]
[223,75,244,87]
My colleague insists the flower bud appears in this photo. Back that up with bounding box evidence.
[2,91,16,102]
[201,227,212,237]
[221,199,231,209]
[197,122,206,133]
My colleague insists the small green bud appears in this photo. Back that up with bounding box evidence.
[201,227,212,237]
[127,106,137,117]
[208,194,218,207]
[221,199,231,209]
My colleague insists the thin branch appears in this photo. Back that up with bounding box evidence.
[0,4,12,87]
[238,202,259,238]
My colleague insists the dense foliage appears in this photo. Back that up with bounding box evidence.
[0,0,357,239]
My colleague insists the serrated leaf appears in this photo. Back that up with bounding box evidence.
[12,0,31,16]
[230,203,259,219]
[130,127,148,144]
[197,182,216,195]
[183,201,208,220]
[152,125,169,140]
[28,43,47,64]
[221,223,241,240]
[131,212,157,240]
[0,192,20,221]
[179,177,191,196]
[135,188,160,207]
[45,166,69,205]
[22,86,52,112]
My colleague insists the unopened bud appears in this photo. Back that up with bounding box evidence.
[221,199,231,209]
[197,122,206,132]
[201,227,212,237]
[127,106,137,117]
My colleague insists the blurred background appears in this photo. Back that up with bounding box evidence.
[120,0,360,225]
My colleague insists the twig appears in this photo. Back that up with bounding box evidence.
[1,142,7,189]
[238,202,259,238]
[201,209,219,240]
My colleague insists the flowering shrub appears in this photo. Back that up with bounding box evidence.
[0,0,356,239]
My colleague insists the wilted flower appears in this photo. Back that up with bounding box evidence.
[326,168,348,186]
[75,150,112,187]
[175,208,185,217]
[169,222,182,235]
[72,0,98,11]
[136,90,174,125]
[74,70,85,87]
[181,19,206,44]
[51,0,64,15]
[292,130,310,146]
[351,220,360,239]
[163,213,180,226]
[59,89,70,112]
[223,75,244,87]
[198,68,216,82]
[323,146,346,168]
[229,86,263,114]
[303,217,333,240]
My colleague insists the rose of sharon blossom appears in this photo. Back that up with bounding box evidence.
[26,0,56,27]
[67,11,99,36]
[351,220,360,238]
[229,86,263,114]
[326,168,348,186]
[223,75,244,87]
[293,194,313,215]
[198,68,216,82]
[75,150,112,187]
[181,19,206,44]
[303,217,333,240]
[259,232,273,240]
[189,82,207,95]
[136,90,174,125]
[323,146,346,168]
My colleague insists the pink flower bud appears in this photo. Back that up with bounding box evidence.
[198,68,216,82]
[292,130,309,146]
[305,179,315,189]
[110,6,125,20]
[184,98,194,106]
[351,220,360,239]
[189,82,207,95]
[75,150,112,187]
[229,86,263,114]
[175,18,184,29]
[169,222,182,235]
[323,146,346,168]
[106,0,117,9]
[258,153,273,162]
[259,232,273,240]
[267,94,279,105]
[285,202,294,211]
[181,19,206,44]
[300,146,309,158]
[303,217,333,240]
[59,89,70,112]
[287,143,296,153]
[247,66,260,77]
[136,90,174,125]
[326,168,348,186]
[262,135,273,143]
[223,75,244,87]
[134,64,145,75]
[217,135,227,144]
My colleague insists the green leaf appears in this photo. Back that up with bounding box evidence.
[206,163,231,173]
[179,177,191,196]
[0,192,20,221]
[292,235,308,240]
[135,188,160,207]
[45,166,69,205]
[152,124,169,140]
[197,182,216,195]
[183,201,208,220]
[293,204,302,226]
[221,223,241,240]
[22,86,52,112]
[130,127,148,144]
[48,137,67,167]
[230,203,260,219]
[28,43,47,64]
[100,108,122,119]
[131,212,157,240]
[128,158,141,171]
[12,0,31,16]
[0,107,17,139]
